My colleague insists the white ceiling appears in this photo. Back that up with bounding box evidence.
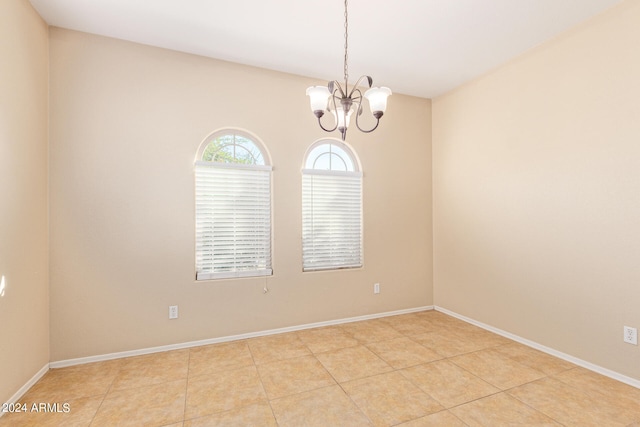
[29,0,622,98]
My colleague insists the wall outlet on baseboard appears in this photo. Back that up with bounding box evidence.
[169,305,178,319]
[623,326,637,345]
[374,283,380,294]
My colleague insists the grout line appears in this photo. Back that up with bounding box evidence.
[182,349,191,424]
[88,367,120,427]
[505,387,567,426]
[245,339,280,425]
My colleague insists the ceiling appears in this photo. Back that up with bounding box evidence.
[29,0,622,98]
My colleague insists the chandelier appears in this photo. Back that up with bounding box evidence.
[306,0,391,140]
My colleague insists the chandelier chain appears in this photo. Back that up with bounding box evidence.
[343,0,349,87]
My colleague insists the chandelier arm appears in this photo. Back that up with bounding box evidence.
[317,116,339,133]
[348,75,373,98]
[331,80,347,98]
[352,88,364,114]
[318,94,339,133]
[355,115,380,134]
[354,91,380,133]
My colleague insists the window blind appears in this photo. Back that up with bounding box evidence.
[302,170,363,271]
[195,161,272,280]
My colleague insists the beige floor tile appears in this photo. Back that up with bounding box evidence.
[340,319,403,343]
[447,326,512,347]
[508,377,636,426]
[257,355,335,399]
[184,402,277,427]
[188,341,254,378]
[444,319,485,331]
[271,385,372,427]
[246,332,310,365]
[379,314,436,336]
[367,337,442,369]
[450,393,560,426]
[185,365,267,419]
[401,360,499,408]
[0,396,102,427]
[418,314,508,347]
[316,345,393,383]
[492,343,575,375]
[91,379,186,427]
[19,360,122,402]
[450,348,546,390]
[397,410,468,426]
[414,311,470,330]
[553,368,640,420]
[412,329,497,358]
[110,349,189,391]
[297,325,359,353]
[342,371,443,426]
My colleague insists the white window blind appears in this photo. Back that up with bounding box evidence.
[195,161,272,280]
[302,169,363,271]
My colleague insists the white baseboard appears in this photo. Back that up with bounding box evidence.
[50,305,434,368]
[435,305,640,390]
[0,363,49,418]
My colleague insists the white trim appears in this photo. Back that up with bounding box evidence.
[434,306,640,390]
[50,306,434,368]
[195,160,272,171]
[0,363,49,418]
[303,263,363,272]
[196,268,272,281]
[301,168,362,178]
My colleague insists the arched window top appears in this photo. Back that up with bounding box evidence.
[303,139,360,172]
[198,129,270,166]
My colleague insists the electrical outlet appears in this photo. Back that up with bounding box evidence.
[374,283,380,294]
[169,305,178,319]
[624,326,637,345]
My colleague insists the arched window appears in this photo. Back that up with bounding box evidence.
[195,130,272,280]
[302,139,363,271]
[304,141,357,171]
[199,132,266,165]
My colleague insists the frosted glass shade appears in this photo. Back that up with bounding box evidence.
[306,86,331,112]
[364,87,392,114]
[333,104,354,130]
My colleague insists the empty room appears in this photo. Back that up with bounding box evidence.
[1,0,639,425]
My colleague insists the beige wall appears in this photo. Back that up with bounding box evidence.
[48,28,432,361]
[433,1,640,380]
[0,0,50,403]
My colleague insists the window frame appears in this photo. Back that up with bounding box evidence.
[195,128,273,281]
[301,138,363,272]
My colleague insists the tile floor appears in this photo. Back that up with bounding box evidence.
[2,310,639,426]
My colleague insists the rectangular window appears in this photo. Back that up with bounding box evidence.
[302,169,363,271]
[195,162,272,280]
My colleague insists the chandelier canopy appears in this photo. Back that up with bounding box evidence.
[306,0,391,140]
